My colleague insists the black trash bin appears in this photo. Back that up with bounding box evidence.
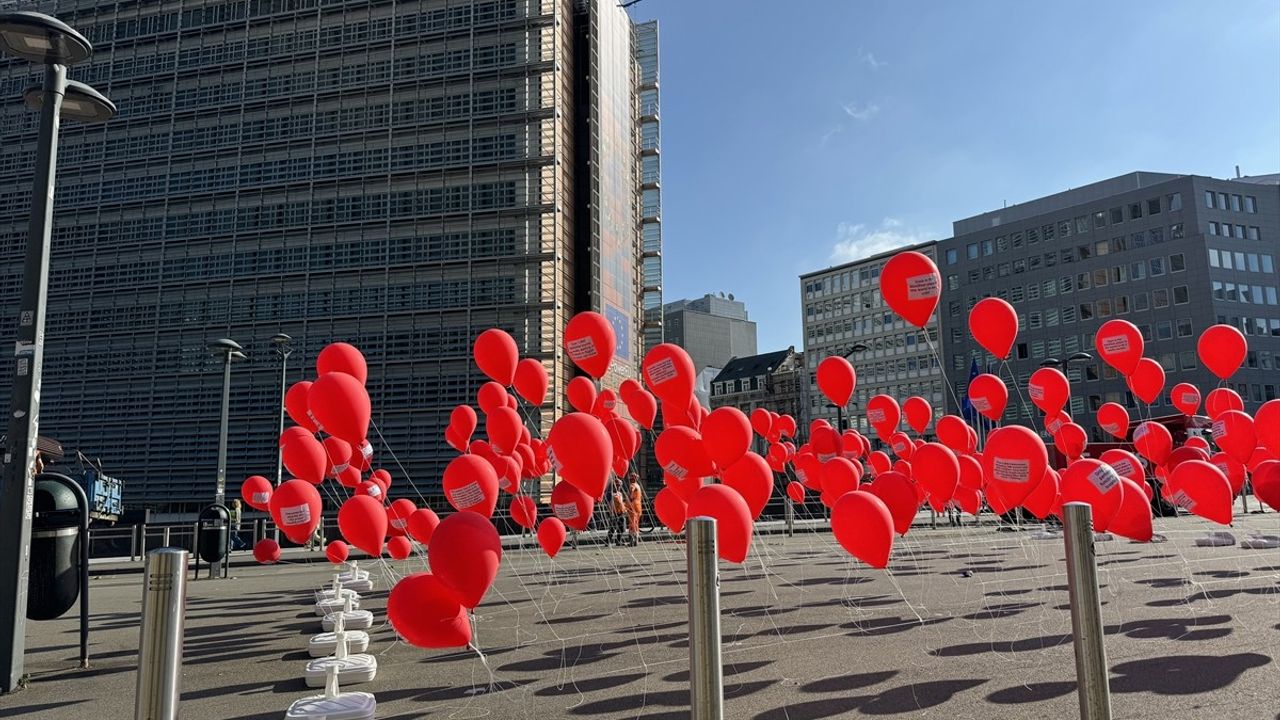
[28,476,85,621]
[194,504,230,578]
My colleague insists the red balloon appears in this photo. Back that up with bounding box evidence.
[388,573,471,648]
[901,396,932,435]
[240,475,273,512]
[1198,324,1247,379]
[281,431,327,484]
[969,297,1018,360]
[428,511,502,608]
[339,495,387,557]
[316,342,367,385]
[1053,423,1088,462]
[686,484,754,563]
[642,343,697,404]
[548,413,613,498]
[386,536,412,560]
[270,479,321,544]
[604,416,640,465]
[550,481,594,532]
[443,454,499,518]
[625,389,658,430]
[1170,383,1202,416]
[653,486,688,533]
[1166,445,1208,471]
[888,432,914,460]
[967,373,1008,422]
[957,454,983,490]
[1133,421,1172,466]
[1101,449,1144,485]
[721,452,773,519]
[245,539,278,566]
[866,450,892,477]
[656,426,716,481]
[936,415,972,454]
[1022,469,1060,520]
[775,415,798,439]
[336,465,362,489]
[407,508,440,545]
[785,481,805,504]
[591,388,620,419]
[865,395,901,437]
[476,382,508,415]
[750,408,772,438]
[351,439,373,473]
[1254,462,1280,511]
[308,372,370,444]
[448,405,478,451]
[1094,319,1144,376]
[816,356,857,407]
[953,485,981,516]
[831,490,894,568]
[1127,358,1165,405]
[982,425,1049,509]
[911,443,959,513]
[321,436,351,477]
[285,381,318,432]
[566,376,597,414]
[1205,387,1244,420]
[537,517,567,558]
[820,457,862,504]
[513,358,549,406]
[1167,460,1233,525]
[1211,410,1256,464]
[867,471,919,535]
[386,498,416,537]
[1255,399,1280,458]
[564,311,617,379]
[1209,452,1247,497]
[664,470,704,503]
[880,251,941,328]
[701,407,752,468]
[1028,367,1069,415]
[325,541,349,564]
[1060,459,1124,531]
[1186,436,1212,453]
[1096,403,1130,440]
[484,406,523,456]
[1108,477,1153,542]
[473,328,519,385]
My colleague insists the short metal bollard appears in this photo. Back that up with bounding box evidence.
[130,524,139,561]
[687,517,723,720]
[1062,502,1113,720]
[161,527,170,548]
[134,548,188,720]
[784,498,794,537]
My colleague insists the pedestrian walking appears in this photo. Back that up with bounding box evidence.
[607,478,628,545]
[626,472,645,546]
[229,499,246,549]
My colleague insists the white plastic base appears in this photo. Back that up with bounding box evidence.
[1240,534,1280,549]
[304,655,377,688]
[309,631,370,658]
[338,569,369,583]
[315,588,360,604]
[342,578,373,593]
[1093,532,1114,542]
[284,691,376,719]
[1195,531,1237,547]
[315,597,360,617]
[1030,530,1060,540]
[322,610,373,631]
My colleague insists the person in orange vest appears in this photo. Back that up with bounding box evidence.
[607,478,627,546]
[626,472,644,546]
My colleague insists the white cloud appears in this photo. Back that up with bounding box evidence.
[830,218,931,264]
[819,125,844,145]
[840,102,880,122]
[858,48,887,70]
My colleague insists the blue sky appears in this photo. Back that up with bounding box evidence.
[629,0,1280,352]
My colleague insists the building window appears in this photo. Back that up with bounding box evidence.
[1093,211,1107,228]
[1219,192,1229,209]
[1156,321,1172,340]
[1149,226,1164,244]
[1133,292,1149,311]
[1248,226,1260,241]
[1109,207,1123,224]
[982,239,994,256]
[1230,194,1242,212]
[1168,192,1182,211]
[967,243,978,260]
[1209,222,1218,235]
[1079,303,1094,320]
[1177,318,1193,337]
[1150,257,1165,276]
[1170,223,1184,239]
[1153,289,1170,308]
[1209,249,1220,268]
[1235,224,1246,239]
[1147,198,1161,215]
[1173,285,1189,304]
[1245,196,1257,213]
[1129,202,1143,220]
[1205,190,1216,208]
[1170,253,1185,272]
[946,248,958,265]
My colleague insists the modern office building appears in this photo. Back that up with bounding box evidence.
[709,346,807,430]
[939,171,1280,441]
[0,0,659,511]
[800,243,945,436]
[663,292,757,373]
[635,19,662,355]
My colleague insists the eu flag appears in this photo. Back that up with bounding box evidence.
[960,358,980,424]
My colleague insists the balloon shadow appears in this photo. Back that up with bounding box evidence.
[1109,653,1272,695]
[985,681,1077,704]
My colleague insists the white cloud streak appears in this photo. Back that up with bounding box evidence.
[830,218,931,264]
[840,102,880,122]
[858,48,887,70]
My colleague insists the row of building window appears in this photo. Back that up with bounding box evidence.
[802,258,894,300]
[1204,190,1259,214]
[1211,282,1280,305]
[1206,222,1262,239]
[1208,248,1273,272]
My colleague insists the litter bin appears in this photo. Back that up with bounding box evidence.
[26,472,90,667]
[193,504,230,579]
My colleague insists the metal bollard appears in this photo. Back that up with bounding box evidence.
[687,517,723,720]
[784,498,794,537]
[1062,503,1112,720]
[134,548,188,720]
[130,524,139,561]
[161,527,170,548]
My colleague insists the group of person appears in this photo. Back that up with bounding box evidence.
[607,472,646,547]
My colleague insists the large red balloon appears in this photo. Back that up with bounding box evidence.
[1255,399,1280,458]
[957,454,983,490]
[1254,462,1280,511]
[865,395,901,437]
[1212,410,1256,464]
[625,389,658,430]
[1109,478,1154,542]
[820,457,862,505]
[1094,319,1144,376]
[385,498,416,537]
[1133,421,1172,467]
[270,479,322,544]
[887,432,914,460]
[701,407,752,469]
[485,406,523,456]
[1209,452,1247,497]
[653,486,689,533]
[969,297,1018,360]
[548,413,613,499]
[1101,449,1144,485]
[325,541,349,565]
[339,495,387,557]
[428,511,502,608]
[443,454,499,517]
[566,376,597,414]
[866,451,891,477]
[902,396,932,435]
[1060,459,1124,531]
[536,518,565,558]
[1205,387,1244,420]
[967,373,1008,422]
[867,470,919,535]
[1167,460,1233,525]
[642,343,697,404]
[281,431,327,485]
[407,508,440,544]
[1170,383,1202,416]
[953,485,981,516]
[831,490,894,568]
[388,573,471,648]
[816,356,857,407]
[550,481,594,532]
[253,538,281,564]
[316,342,367,385]
[476,382,508,416]
[750,408,773,438]
[982,425,1049,508]
[1028,367,1069,415]
[387,536,412,560]
[1096,403,1130,440]
[686,484,753,563]
[240,475,273,512]
[513,358,549,406]
[880,251,941,328]
[911,443,959,513]
[721,452,773,519]
[449,405,478,450]
[1198,324,1247,379]
[785,481,805,504]
[322,436,352,477]
[936,415,972,454]
[1053,423,1088,462]
[564,311,617,379]
[1127,358,1165,405]
[285,381,318,432]
[1022,469,1060,520]
[656,426,716,481]
[308,372,370,444]
[474,328,519,385]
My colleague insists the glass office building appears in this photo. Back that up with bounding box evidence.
[0,0,658,512]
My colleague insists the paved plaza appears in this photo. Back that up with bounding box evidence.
[3,515,1279,720]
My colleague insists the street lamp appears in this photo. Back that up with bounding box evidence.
[209,339,246,578]
[1040,352,1093,369]
[0,10,113,694]
[271,335,293,541]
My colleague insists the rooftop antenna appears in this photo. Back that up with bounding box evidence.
[1235,165,1242,179]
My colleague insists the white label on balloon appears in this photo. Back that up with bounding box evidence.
[1134,424,1149,440]
[332,462,349,475]
[993,457,1031,483]
[1102,423,1120,435]
[281,503,311,526]
[664,461,687,479]
[448,481,484,509]
[1047,417,1064,434]
[368,485,382,498]
[1028,384,1045,401]
[568,336,598,361]
[1100,334,1129,355]
[548,447,563,471]
[1213,460,1229,474]
[817,452,837,463]
[971,397,991,412]
[795,468,807,483]
[360,441,372,459]
[603,398,616,410]
[1110,458,1136,478]
[868,409,886,424]
[1211,420,1226,439]
[1170,489,1195,511]
[252,492,270,504]
[1088,465,1120,493]
[905,273,940,300]
[498,475,513,492]
[553,502,579,520]
[390,519,408,529]
[1180,392,1198,405]
[648,357,677,385]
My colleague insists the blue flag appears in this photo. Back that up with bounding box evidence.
[960,358,980,424]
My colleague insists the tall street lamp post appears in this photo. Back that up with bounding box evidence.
[0,11,114,694]
[208,339,246,578]
[271,334,293,542]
